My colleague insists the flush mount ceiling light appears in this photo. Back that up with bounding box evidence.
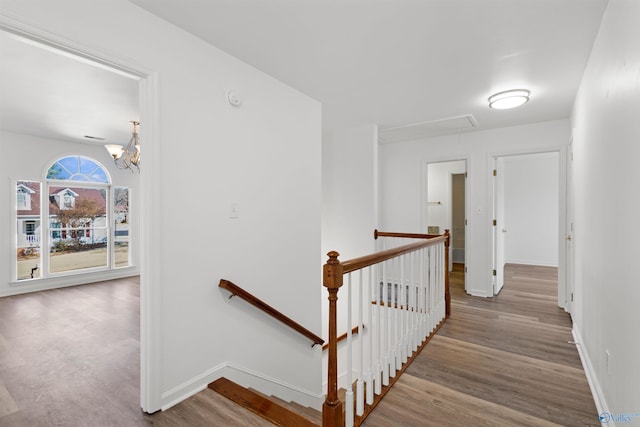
[488,89,530,109]
[105,121,141,173]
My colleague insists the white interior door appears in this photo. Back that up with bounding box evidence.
[565,142,575,313]
[493,157,506,294]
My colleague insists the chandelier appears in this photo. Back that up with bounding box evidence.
[105,121,141,173]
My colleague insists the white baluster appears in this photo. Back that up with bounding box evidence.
[382,262,389,386]
[357,271,365,416]
[374,264,382,395]
[433,245,437,327]
[393,255,406,376]
[346,274,354,427]
[408,251,415,356]
[418,248,423,343]
[423,248,429,340]
[427,246,432,334]
[389,258,397,379]
[400,255,407,364]
[366,266,374,405]
[427,247,432,336]
[440,243,445,319]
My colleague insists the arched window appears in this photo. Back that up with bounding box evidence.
[14,156,130,281]
[46,156,111,183]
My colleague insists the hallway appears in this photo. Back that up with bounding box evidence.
[362,263,598,426]
[0,264,599,426]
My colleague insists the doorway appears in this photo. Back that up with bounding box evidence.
[0,22,156,413]
[426,160,467,290]
[492,152,560,295]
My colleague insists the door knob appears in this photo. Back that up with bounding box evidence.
[566,234,572,241]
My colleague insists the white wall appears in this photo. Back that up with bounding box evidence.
[502,153,559,266]
[1,0,322,412]
[380,119,569,297]
[571,0,640,417]
[322,124,379,261]
[321,124,378,363]
[0,131,141,295]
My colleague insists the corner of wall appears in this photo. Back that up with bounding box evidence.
[572,327,609,423]
[160,361,324,412]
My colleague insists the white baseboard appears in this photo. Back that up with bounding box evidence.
[160,361,323,412]
[465,288,492,297]
[572,327,610,426]
[504,259,558,267]
[1,267,139,297]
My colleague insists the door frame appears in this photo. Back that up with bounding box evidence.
[493,156,506,294]
[564,138,575,313]
[422,157,469,287]
[0,17,162,412]
[488,146,569,308]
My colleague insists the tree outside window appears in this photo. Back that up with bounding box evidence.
[14,156,131,281]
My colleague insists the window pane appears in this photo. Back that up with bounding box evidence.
[16,181,41,280]
[48,186,108,274]
[47,156,110,183]
[114,187,129,267]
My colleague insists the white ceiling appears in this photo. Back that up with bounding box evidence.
[0,29,140,146]
[0,0,608,145]
[131,0,608,137]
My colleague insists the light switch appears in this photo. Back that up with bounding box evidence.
[229,203,240,219]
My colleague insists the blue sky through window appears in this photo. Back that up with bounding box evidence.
[47,156,110,183]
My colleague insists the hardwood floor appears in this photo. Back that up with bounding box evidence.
[0,277,149,426]
[0,264,598,426]
[362,263,599,426]
[0,277,277,427]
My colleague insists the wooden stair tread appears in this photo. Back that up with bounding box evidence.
[248,388,321,424]
[209,377,318,427]
[270,397,322,424]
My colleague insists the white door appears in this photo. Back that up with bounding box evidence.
[493,157,506,294]
[565,142,575,313]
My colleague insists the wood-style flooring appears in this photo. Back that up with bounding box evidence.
[0,277,273,427]
[361,263,599,426]
[0,277,146,426]
[0,264,598,426]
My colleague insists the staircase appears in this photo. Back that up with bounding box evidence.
[209,377,321,426]
[204,229,450,427]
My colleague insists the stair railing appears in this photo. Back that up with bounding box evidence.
[219,279,324,347]
[322,230,450,427]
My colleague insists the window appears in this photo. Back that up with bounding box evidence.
[16,184,34,210]
[16,181,41,280]
[48,185,108,273]
[24,221,36,235]
[63,192,76,209]
[14,156,131,282]
[113,187,130,268]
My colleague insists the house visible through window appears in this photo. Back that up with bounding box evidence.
[16,183,34,210]
[24,221,36,235]
[14,156,131,281]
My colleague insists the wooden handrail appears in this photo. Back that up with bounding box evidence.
[219,279,325,347]
[373,229,440,240]
[342,235,447,274]
[321,325,362,351]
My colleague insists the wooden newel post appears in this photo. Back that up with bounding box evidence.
[444,229,451,318]
[323,251,344,427]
